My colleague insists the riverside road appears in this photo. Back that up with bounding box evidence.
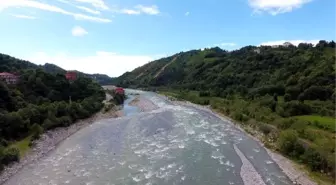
[5,90,294,185]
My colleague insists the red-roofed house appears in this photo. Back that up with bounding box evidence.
[0,72,19,84]
[65,71,77,81]
[115,87,125,95]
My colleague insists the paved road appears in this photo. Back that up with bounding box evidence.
[5,91,293,185]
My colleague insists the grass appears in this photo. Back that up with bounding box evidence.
[10,135,32,157]
[295,115,336,132]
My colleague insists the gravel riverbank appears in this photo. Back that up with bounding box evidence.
[129,96,158,112]
[0,106,122,184]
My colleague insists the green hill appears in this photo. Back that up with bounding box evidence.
[115,40,336,181]
[116,41,335,99]
[116,41,335,116]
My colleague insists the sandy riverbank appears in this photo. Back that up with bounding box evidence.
[0,106,122,184]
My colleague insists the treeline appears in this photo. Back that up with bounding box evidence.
[0,68,105,170]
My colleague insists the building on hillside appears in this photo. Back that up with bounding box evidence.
[115,87,125,95]
[0,72,19,84]
[253,48,261,54]
[66,71,77,81]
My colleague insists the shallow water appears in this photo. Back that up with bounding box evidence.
[5,90,293,185]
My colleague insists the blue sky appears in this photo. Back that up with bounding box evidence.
[0,0,335,77]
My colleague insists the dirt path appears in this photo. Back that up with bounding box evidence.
[154,56,178,78]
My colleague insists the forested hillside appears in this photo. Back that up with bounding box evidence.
[0,55,106,170]
[115,40,336,181]
[116,41,335,116]
[0,54,115,85]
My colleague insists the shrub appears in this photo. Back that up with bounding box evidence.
[246,119,258,127]
[58,116,72,127]
[277,130,303,157]
[199,91,211,97]
[301,146,329,172]
[0,139,8,147]
[30,123,44,140]
[42,118,54,130]
[233,112,249,122]
[283,94,291,102]
[113,93,125,105]
[283,101,312,116]
[276,118,295,129]
[259,123,275,135]
[298,86,333,101]
[1,147,20,165]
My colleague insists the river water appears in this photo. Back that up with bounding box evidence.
[5,90,293,185]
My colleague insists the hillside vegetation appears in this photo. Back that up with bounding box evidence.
[115,40,336,181]
[0,55,107,170]
[0,54,115,85]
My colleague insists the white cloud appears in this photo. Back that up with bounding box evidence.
[248,0,313,15]
[76,6,101,15]
[220,42,237,47]
[26,51,155,77]
[71,26,88,37]
[120,5,160,15]
[10,14,37,19]
[260,39,320,46]
[0,0,111,23]
[135,5,159,15]
[185,12,190,16]
[74,0,109,10]
[121,9,141,15]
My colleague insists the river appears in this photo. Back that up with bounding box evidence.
[5,90,294,185]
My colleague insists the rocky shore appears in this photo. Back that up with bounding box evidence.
[0,106,122,184]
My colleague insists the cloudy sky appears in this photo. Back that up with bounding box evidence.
[0,0,335,77]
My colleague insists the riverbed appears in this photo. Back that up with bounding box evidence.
[4,90,314,185]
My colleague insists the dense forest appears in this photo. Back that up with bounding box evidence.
[0,55,107,170]
[115,40,336,181]
[0,54,115,85]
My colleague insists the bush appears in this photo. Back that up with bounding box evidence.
[0,139,8,147]
[259,123,275,135]
[199,91,211,97]
[1,147,20,165]
[42,118,54,130]
[301,146,329,172]
[298,86,333,101]
[58,116,72,127]
[275,118,295,129]
[277,130,304,157]
[283,93,291,102]
[283,101,312,116]
[113,93,125,105]
[30,123,44,140]
[233,112,249,122]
